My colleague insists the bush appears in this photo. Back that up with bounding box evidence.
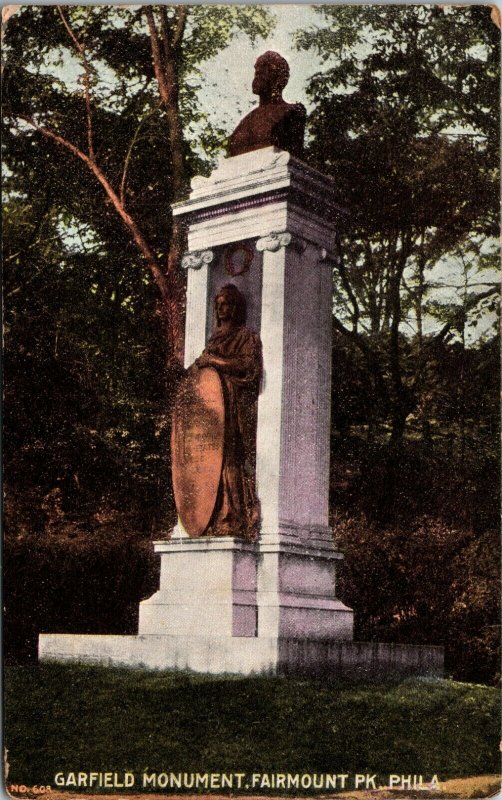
[3,506,159,664]
[334,512,500,684]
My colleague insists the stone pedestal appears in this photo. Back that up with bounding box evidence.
[137,534,353,647]
[138,536,259,638]
[138,145,354,661]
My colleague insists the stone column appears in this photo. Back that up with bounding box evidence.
[181,249,214,368]
[254,231,351,640]
[256,233,332,539]
[255,231,291,538]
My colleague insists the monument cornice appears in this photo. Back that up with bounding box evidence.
[180,199,344,253]
[173,147,349,229]
[153,537,259,554]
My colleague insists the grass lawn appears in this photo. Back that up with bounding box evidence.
[4,664,500,794]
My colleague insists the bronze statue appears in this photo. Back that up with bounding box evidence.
[227,51,306,159]
[171,285,262,541]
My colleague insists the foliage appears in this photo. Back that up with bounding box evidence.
[329,325,499,683]
[3,5,274,359]
[5,664,500,787]
[333,513,500,684]
[3,186,171,529]
[297,5,499,442]
[4,510,158,664]
[330,331,500,521]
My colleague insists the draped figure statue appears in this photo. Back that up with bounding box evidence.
[171,284,262,541]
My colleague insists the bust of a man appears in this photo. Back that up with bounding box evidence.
[226,51,306,159]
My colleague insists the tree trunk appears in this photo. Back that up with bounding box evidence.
[145,6,189,367]
[390,404,408,446]
[388,234,413,446]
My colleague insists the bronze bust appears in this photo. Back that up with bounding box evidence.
[227,51,306,159]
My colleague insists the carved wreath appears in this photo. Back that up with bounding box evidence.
[224,242,254,277]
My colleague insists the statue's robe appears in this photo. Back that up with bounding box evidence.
[200,325,262,540]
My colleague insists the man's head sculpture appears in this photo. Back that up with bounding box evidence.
[215,284,247,327]
[252,51,290,99]
[227,52,306,159]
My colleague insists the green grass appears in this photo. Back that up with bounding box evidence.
[4,664,500,793]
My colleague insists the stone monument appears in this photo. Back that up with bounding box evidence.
[39,53,443,679]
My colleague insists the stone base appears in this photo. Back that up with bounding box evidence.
[38,534,443,679]
[138,534,353,640]
[138,535,260,638]
[38,633,443,679]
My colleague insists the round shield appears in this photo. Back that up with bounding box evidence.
[171,366,225,537]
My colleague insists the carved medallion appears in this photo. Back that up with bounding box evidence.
[171,366,225,537]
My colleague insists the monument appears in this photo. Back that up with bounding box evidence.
[39,53,443,678]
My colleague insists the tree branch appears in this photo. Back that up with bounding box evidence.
[334,233,360,333]
[158,6,187,57]
[57,6,95,160]
[19,114,170,303]
[159,7,173,65]
[144,7,171,108]
[172,6,188,51]
[333,314,389,407]
[145,5,186,198]
[119,105,159,208]
[388,230,414,433]
[57,5,84,55]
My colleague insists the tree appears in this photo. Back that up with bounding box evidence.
[3,5,273,363]
[334,513,500,683]
[296,5,499,444]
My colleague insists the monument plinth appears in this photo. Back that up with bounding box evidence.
[138,145,354,657]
